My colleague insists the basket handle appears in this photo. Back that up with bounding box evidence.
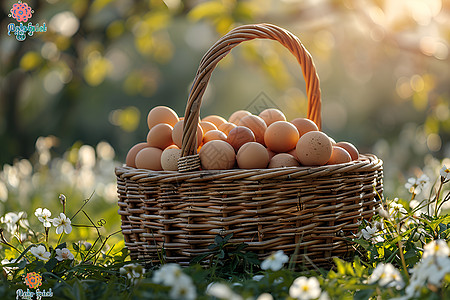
[179,23,322,169]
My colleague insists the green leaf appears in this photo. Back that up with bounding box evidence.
[44,257,58,272]
[214,235,223,245]
[354,288,375,300]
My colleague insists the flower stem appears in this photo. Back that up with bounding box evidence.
[397,225,409,281]
[434,179,444,217]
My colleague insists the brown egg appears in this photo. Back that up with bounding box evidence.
[203,130,227,144]
[200,121,218,133]
[227,126,255,152]
[267,149,276,160]
[146,123,173,150]
[236,142,269,169]
[238,115,267,145]
[135,147,163,170]
[327,146,351,165]
[199,140,235,170]
[218,122,237,135]
[202,115,227,128]
[329,137,337,145]
[269,153,300,168]
[147,106,179,130]
[335,141,359,161]
[172,120,204,149]
[161,147,182,171]
[290,118,319,137]
[228,110,252,124]
[259,108,286,126]
[126,142,149,168]
[264,121,299,153]
[165,144,180,150]
[296,131,332,166]
[288,149,299,161]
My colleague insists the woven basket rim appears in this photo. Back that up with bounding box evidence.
[116,153,382,182]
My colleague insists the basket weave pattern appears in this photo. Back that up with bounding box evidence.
[116,24,384,266]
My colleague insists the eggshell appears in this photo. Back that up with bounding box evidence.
[267,149,276,160]
[327,146,351,165]
[146,123,173,150]
[290,118,319,137]
[218,122,237,135]
[269,153,300,168]
[238,115,267,145]
[200,121,218,133]
[227,126,255,152]
[147,106,179,130]
[259,108,286,126]
[172,120,203,149]
[228,110,252,124]
[236,142,269,169]
[203,130,227,144]
[199,140,235,170]
[135,147,163,170]
[264,121,299,153]
[335,141,359,161]
[126,142,149,168]
[202,115,227,128]
[165,144,180,150]
[296,131,332,166]
[288,149,299,161]
[161,148,182,171]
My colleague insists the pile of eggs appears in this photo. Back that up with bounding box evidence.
[126,106,359,171]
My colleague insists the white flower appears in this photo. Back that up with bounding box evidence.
[359,224,384,243]
[256,293,274,300]
[388,201,407,218]
[206,282,243,300]
[169,274,197,300]
[367,263,404,290]
[35,208,52,228]
[289,276,322,300]
[119,263,145,284]
[52,213,72,234]
[1,211,28,234]
[440,165,450,181]
[30,245,51,261]
[318,292,330,300]
[405,174,429,194]
[152,263,184,286]
[252,275,264,281]
[55,248,74,261]
[1,258,23,273]
[398,246,450,299]
[261,250,289,271]
[423,239,450,258]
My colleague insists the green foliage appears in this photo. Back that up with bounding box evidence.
[190,233,260,279]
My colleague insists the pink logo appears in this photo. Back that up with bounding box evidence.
[9,1,33,23]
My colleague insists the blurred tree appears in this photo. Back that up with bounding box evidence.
[0,0,448,190]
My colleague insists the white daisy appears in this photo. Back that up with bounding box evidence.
[261,250,289,271]
[35,208,52,228]
[289,276,322,300]
[30,245,50,261]
[55,248,74,261]
[52,213,72,234]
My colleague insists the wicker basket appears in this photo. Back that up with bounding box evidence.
[116,23,383,267]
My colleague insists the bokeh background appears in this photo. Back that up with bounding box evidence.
[0,0,449,243]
